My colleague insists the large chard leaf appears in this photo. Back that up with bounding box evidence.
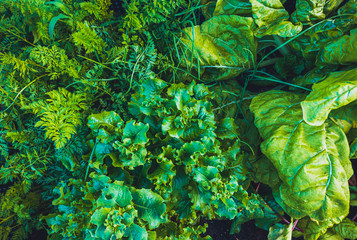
[291,0,328,24]
[213,0,252,16]
[268,220,293,240]
[332,218,357,239]
[212,0,302,37]
[317,28,357,66]
[289,18,354,63]
[249,0,302,37]
[250,90,352,224]
[180,15,256,81]
[301,68,357,126]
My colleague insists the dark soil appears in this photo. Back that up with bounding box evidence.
[202,219,268,240]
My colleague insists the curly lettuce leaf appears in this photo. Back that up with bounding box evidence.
[250,90,352,224]
[128,78,167,119]
[301,68,357,126]
[113,120,149,169]
[87,111,123,144]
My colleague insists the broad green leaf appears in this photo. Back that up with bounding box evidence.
[87,111,123,141]
[333,218,357,239]
[213,0,252,17]
[131,189,167,229]
[125,224,148,240]
[255,198,285,231]
[147,147,176,198]
[318,229,344,240]
[250,155,281,190]
[215,118,239,140]
[302,218,337,240]
[268,221,293,240]
[301,68,357,126]
[250,90,352,223]
[329,101,357,127]
[291,0,327,24]
[122,120,149,145]
[231,195,274,232]
[249,0,302,37]
[128,78,167,118]
[317,28,357,66]
[90,207,111,227]
[289,19,352,63]
[97,181,132,208]
[291,66,337,88]
[350,138,357,158]
[180,15,256,81]
[113,120,149,169]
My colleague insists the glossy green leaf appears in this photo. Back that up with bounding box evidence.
[318,229,344,240]
[250,90,352,223]
[97,181,132,208]
[291,0,327,24]
[301,68,357,126]
[289,19,352,63]
[87,111,123,144]
[268,220,293,240]
[317,28,357,66]
[333,218,357,239]
[113,120,149,169]
[215,118,240,140]
[180,15,256,81]
[250,0,302,37]
[131,188,167,229]
[124,224,148,240]
[213,0,252,16]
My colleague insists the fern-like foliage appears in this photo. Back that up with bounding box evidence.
[72,21,107,55]
[0,52,35,78]
[0,181,43,240]
[80,0,113,21]
[29,45,80,80]
[23,88,88,149]
[110,32,157,92]
[122,0,187,30]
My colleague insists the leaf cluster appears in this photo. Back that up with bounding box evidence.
[1,0,357,239]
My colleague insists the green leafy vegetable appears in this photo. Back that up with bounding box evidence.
[250,90,353,226]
